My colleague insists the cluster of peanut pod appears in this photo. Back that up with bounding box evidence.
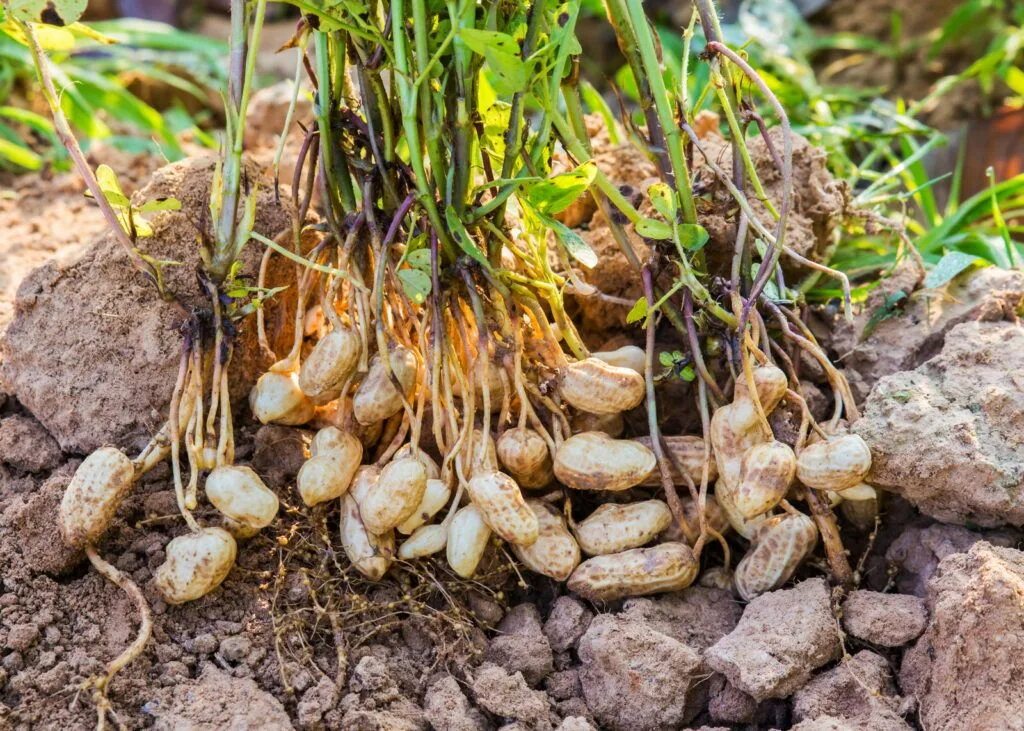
[57,316,876,606]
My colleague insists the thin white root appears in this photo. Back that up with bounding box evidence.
[85,544,153,731]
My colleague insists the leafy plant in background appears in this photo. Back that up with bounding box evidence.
[0,12,225,172]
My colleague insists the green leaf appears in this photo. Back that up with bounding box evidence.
[405,248,431,270]
[9,0,87,25]
[861,290,907,341]
[677,223,710,252]
[0,137,41,170]
[523,161,596,215]
[626,297,648,324]
[678,364,696,382]
[137,196,181,213]
[923,251,982,289]
[398,268,432,304]
[635,218,673,240]
[647,183,676,220]
[658,351,675,367]
[445,205,491,270]
[547,216,598,269]
[459,29,527,96]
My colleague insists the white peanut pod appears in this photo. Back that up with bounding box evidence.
[155,527,238,604]
[299,429,363,506]
[796,434,872,491]
[393,444,441,480]
[311,398,383,448]
[353,347,417,426]
[559,357,645,414]
[205,466,279,530]
[710,397,769,491]
[636,435,718,487]
[466,428,498,478]
[573,500,672,555]
[714,479,767,540]
[59,447,135,549]
[591,345,645,375]
[554,431,656,491]
[570,410,624,438]
[838,484,879,530]
[467,470,539,546]
[733,364,789,414]
[398,523,448,559]
[358,457,428,534]
[513,500,580,581]
[298,327,362,403]
[734,441,796,519]
[447,504,492,578]
[398,478,452,535]
[340,495,394,580]
[349,465,381,506]
[734,512,818,601]
[567,542,699,602]
[250,370,315,426]
[497,427,553,489]
[835,481,877,502]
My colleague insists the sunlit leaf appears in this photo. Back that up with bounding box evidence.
[523,161,596,215]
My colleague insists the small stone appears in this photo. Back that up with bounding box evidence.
[842,591,927,647]
[557,717,596,731]
[219,635,252,663]
[192,633,218,655]
[543,596,593,653]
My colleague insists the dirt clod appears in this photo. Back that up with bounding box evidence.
[576,613,702,731]
[706,578,841,701]
[471,662,552,728]
[792,650,905,725]
[707,674,759,725]
[856,321,1024,526]
[424,675,491,731]
[485,603,554,687]
[542,596,593,654]
[0,414,62,473]
[901,542,1024,730]
[841,590,927,647]
[149,664,294,730]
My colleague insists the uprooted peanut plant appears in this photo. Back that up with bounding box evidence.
[10,0,890,725]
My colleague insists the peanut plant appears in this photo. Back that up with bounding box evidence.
[13,0,884,725]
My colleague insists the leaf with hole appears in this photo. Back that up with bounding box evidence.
[8,0,86,25]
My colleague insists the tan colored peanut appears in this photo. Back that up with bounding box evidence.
[733,363,789,414]
[567,542,699,601]
[394,444,441,480]
[661,495,732,545]
[340,495,394,580]
[559,357,645,414]
[299,428,363,506]
[249,370,314,426]
[349,465,381,506]
[513,500,580,581]
[447,504,492,578]
[570,410,624,438]
[574,500,672,555]
[205,466,279,530]
[397,478,452,535]
[59,447,135,549]
[298,327,361,403]
[155,527,237,604]
[734,441,796,519]
[466,428,498,478]
[710,397,768,491]
[497,427,553,489]
[734,512,817,600]
[796,434,872,491]
[554,431,656,491]
[358,457,428,534]
[398,524,448,559]
[636,435,718,487]
[467,470,539,546]
[591,345,645,375]
[714,478,767,540]
[353,346,417,426]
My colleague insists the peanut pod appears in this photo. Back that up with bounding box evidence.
[559,357,645,415]
[554,431,656,491]
[155,527,238,604]
[573,500,672,556]
[340,495,394,580]
[447,504,492,579]
[205,465,279,530]
[734,512,818,601]
[497,427,553,489]
[796,434,872,492]
[250,370,314,426]
[398,523,448,559]
[353,346,417,426]
[298,327,361,403]
[398,478,452,535]
[513,500,580,581]
[59,447,136,549]
[591,345,645,375]
[358,457,428,534]
[567,542,699,602]
[467,470,539,546]
[734,441,796,519]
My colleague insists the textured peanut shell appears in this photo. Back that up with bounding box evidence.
[340,495,394,580]
[734,512,818,600]
[567,542,699,602]
[467,470,539,546]
[497,427,553,489]
[447,504,492,578]
[574,500,672,555]
[249,370,314,426]
[353,347,417,426]
[796,434,872,491]
[714,478,768,540]
[734,441,796,519]
[397,478,452,535]
[513,500,580,581]
[59,447,135,549]
[349,465,381,506]
[733,364,789,414]
[636,435,718,487]
[554,432,656,491]
[466,428,498,478]
[359,457,428,534]
[393,444,441,480]
[205,465,279,529]
[710,397,769,491]
[398,523,448,559]
[298,327,361,403]
[591,345,645,375]
[559,358,645,415]
[310,427,360,458]
[155,527,238,604]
